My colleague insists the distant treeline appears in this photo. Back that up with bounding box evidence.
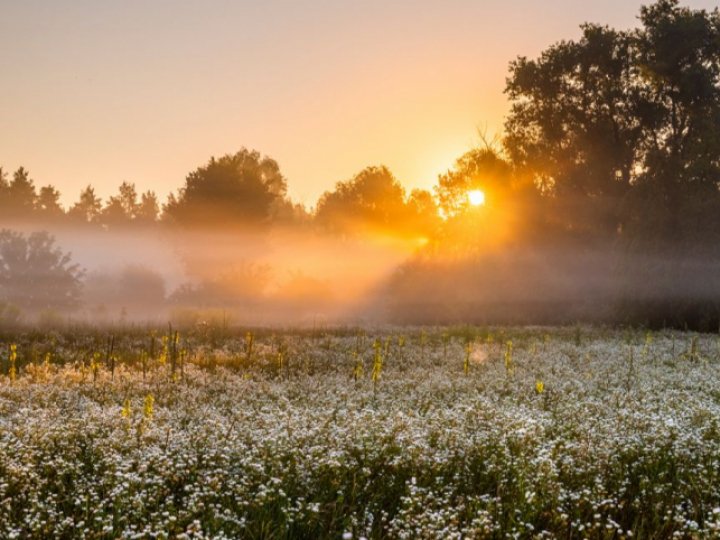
[0,154,440,240]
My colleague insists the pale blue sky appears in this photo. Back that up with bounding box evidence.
[1,1,716,207]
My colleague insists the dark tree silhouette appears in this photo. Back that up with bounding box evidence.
[36,185,64,222]
[0,230,84,311]
[315,166,437,238]
[504,0,720,247]
[435,147,513,218]
[0,168,10,218]
[68,186,102,224]
[164,148,288,228]
[4,167,37,221]
[136,190,160,224]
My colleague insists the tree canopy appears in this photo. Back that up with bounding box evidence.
[315,166,439,238]
[0,230,84,312]
[164,149,289,228]
[504,0,720,247]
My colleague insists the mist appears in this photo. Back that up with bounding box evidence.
[0,221,427,327]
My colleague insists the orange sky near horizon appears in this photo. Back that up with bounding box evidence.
[1,0,717,209]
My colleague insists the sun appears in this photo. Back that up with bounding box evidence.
[467,189,486,207]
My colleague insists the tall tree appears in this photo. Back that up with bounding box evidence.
[36,185,64,221]
[504,0,720,247]
[505,25,639,240]
[6,167,37,220]
[68,186,102,224]
[315,166,418,237]
[0,168,10,217]
[629,0,720,247]
[136,190,160,224]
[100,181,139,226]
[164,148,288,228]
[435,147,513,219]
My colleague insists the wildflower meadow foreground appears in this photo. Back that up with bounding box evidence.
[1,327,720,539]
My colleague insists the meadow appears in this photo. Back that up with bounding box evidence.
[1,326,720,539]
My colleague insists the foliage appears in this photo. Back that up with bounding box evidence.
[0,229,84,311]
[315,166,439,238]
[504,0,720,246]
[164,148,290,228]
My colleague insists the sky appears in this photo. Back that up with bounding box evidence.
[1,0,717,209]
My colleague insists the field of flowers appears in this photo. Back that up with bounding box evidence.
[1,326,720,539]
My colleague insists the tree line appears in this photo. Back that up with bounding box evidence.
[0,152,440,239]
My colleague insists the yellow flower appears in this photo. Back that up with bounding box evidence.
[8,344,17,382]
[143,394,155,421]
[535,380,545,394]
[121,398,132,419]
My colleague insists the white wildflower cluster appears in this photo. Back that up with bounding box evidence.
[0,328,719,538]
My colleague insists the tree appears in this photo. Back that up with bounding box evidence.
[504,0,720,246]
[628,0,720,247]
[101,181,139,227]
[5,167,37,220]
[435,146,513,218]
[136,190,160,224]
[68,186,103,224]
[505,24,639,240]
[164,148,288,228]
[36,185,64,221]
[0,229,84,311]
[0,168,10,216]
[406,188,442,238]
[315,166,435,238]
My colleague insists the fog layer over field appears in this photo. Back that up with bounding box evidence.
[5,219,716,330]
[36,225,421,326]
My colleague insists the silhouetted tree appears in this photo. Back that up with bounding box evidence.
[315,166,435,238]
[0,168,10,218]
[627,0,720,248]
[505,25,638,240]
[36,185,64,222]
[68,186,102,224]
[5,167,37,220]
[100,181,139,227]
[406,188,442,237]
[0,229,84,311]
[504,0,720,247]
[164,149,288,228]
[435,147,513,218]
[136,190,160,224]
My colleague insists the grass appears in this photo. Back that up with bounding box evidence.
[1,326,720,538]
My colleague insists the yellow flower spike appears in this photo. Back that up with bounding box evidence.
[159,336,169,366]
[143,394,154,421]
[371,339,383,384]
[535,380,545,394]
[121,398,132,419]
[504,340,514,377]
[464,342,472,375]
[8,344,17,383]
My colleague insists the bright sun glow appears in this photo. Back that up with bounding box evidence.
[467,189,486,206]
